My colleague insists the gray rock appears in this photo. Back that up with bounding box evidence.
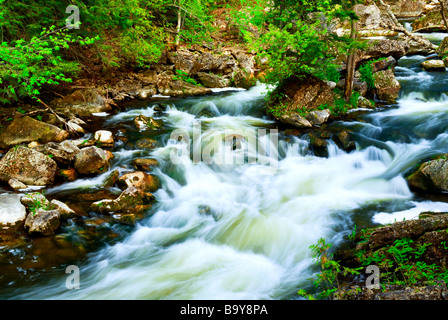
[0,193,27,233]
[24,208,61,236]
[0,146,58,186]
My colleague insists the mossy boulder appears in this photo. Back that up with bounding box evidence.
[407,155,448,193]
[0,115,69,150]
[89,186,156,214]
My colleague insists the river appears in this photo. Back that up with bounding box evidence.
[1,33,448,300]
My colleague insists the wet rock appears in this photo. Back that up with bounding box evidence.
[103,169,120,188]
[373,69,401,103]
[356,214,448,252]
[74,146,112,175]
[197,72,230,88]
[308,132,329,157]
[135,138,158,150]
[306,109,331,126]
[89,186,155,214]
[0,193,27,235]
[112,213,137,225]
[0,146,58,186]
[336,131,356,152]
[34,140,80,166]
[407,155,448,193]
[117,171,160,193]
[437,37,448,59]
[94,130,115,148]
[278,112,313,128]
[50,199,76,220]
[24,209,61,236]
[0,115,69,149]
[421,59,446,71]
[137,86,157,100]
[131,158,160,171]
[8,178,27,190]
[57,168,78,182]
[52,88,112,117]
[134,115,163,131]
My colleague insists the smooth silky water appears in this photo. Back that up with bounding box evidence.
[2,39,448,299]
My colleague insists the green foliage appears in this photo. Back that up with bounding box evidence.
[0,25,98,103]
[172,69,200,85]
[23,191,54,216]
[298,238,362,300]
[356,237,448,287]
[359,62,375,90]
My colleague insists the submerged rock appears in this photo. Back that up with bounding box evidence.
[0,146,58,186]
[135,138,158,150]
[131,158,160,171]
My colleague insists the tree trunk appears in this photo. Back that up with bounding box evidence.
[439,0,448,32]
[175,0,182,48]
[344,19,358,102]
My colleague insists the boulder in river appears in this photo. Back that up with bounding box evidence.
[131,158,160,171]
[373,69,401,103]
[421,59,446,72]
[94,130,115,148]
[135,138,159,150]
[0,193,27,237]
[267,75,335,128]
[74,146,112,175]
[407,154,448,193]
[0,146,58,186]
[0,115,69,149]
[117,171,160,193]
[24,208,61,236]
[89,186,155,215]
[34,140,80,166]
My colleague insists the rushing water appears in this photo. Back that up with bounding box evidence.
[2,35,448,299]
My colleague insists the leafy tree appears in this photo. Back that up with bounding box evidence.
[0,25,98,103]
